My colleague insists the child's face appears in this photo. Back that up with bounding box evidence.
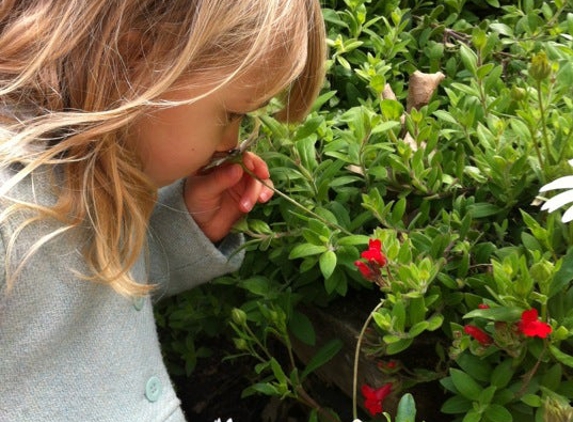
[130,74,274,187]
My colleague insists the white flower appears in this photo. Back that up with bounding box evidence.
[540,160,573,222]
[213,419,233,422]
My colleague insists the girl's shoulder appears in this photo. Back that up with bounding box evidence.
[0,164,60,207]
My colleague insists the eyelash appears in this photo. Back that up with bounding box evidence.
[227,112,245,123]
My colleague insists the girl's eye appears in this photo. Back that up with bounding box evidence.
[227,112,245,123]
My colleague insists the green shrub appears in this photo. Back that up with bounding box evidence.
[158,0,573,420]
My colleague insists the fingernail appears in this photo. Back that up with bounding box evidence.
[241,199,252,211]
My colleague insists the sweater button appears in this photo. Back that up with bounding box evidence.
[145,376,162,402]
[133,296,145,311]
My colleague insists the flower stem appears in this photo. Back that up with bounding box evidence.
[352,300,385,419]
[537,80,552,167]
[241,164,352,236]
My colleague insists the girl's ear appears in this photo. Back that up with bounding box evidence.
[119,30,148,66]
[117,30,156,90]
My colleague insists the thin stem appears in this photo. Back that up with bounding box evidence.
[295,385,340,422]
[244,323,274,362]
[241,165,353,236]
[537,80,552,167]
[353,300,385,419]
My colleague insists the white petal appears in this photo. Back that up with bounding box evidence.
[568,159,573,167]
[540,176,573,192]
[541,189,573,212]
[562,206,573,222]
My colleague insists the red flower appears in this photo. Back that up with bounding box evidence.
[478,303,490,309]
[361,239,387,267]
[464,325,493,346]
[354,260,378,281]
[354,239,388,286]
[361,383,392,416]
[518,309,552,339]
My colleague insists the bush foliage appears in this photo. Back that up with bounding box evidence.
[157,0,573,420]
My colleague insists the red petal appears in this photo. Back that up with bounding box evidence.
[368,239,382,250]
[521,309,539,323]
[373,382,393,400]
[464,325,493,345]
[520,320,552,338]
[361,384,377,399]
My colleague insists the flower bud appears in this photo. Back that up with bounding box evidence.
[529,52,551,81]
[510,86,526,102]
[233,338,249,351]
[231,308,247,326]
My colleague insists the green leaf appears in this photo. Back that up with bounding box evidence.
[324,270,347,295]
[463,307,523,321]
[542,364,562,391]
[427,314,444,331]
[293,116,323,142]
[396,393,417,422]
[457,353,492,383]
[308,408,319,422]
[408,321,429,337]
[441,395,472,414]
[289,243,328,259]
[337,235,370,246]
[479,386,497,406]
[490,23,513,36]
[245,382,279,397]
[301,339,343,380]
[296,137,319,172]
[521,394,542,407]
[462,410,481,422]
[490,359,515,389]
[550,247,573,298]
[288,310,316,346]
[371,120,401,134]
[239,276,273,297]
[386,338,413,355]
[459,44,478,76]
[468,203,503,218]
[550,345,573,368]
[450,368,483,400]
[319,250,337,279]
[270,357,288,385]
[392,300,407,331]
[484,404,512,422]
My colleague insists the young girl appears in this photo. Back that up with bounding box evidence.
[0,1,326,420]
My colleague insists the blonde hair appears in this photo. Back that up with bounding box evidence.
[0,0,326,296]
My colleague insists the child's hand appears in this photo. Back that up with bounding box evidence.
[183,152,274,243]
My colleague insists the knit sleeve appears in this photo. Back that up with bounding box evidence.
[0,228,4,293]
[147,180,245,299]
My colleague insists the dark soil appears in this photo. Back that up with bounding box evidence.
[169,336,361,422]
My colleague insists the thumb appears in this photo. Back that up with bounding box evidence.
[188,164,244,198]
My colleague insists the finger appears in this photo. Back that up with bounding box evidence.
[241,152,274,203]
[258,178,274,203]
[243,152,270,179]
[238,177,263,213]
[190,163,244,199]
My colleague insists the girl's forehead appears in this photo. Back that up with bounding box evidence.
[227,61,296,106]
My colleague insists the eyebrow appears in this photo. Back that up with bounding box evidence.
[226,98,272,118]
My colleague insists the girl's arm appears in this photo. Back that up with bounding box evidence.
[147,179,245,298]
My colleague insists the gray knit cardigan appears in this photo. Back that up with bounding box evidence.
[0,166,244,421]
